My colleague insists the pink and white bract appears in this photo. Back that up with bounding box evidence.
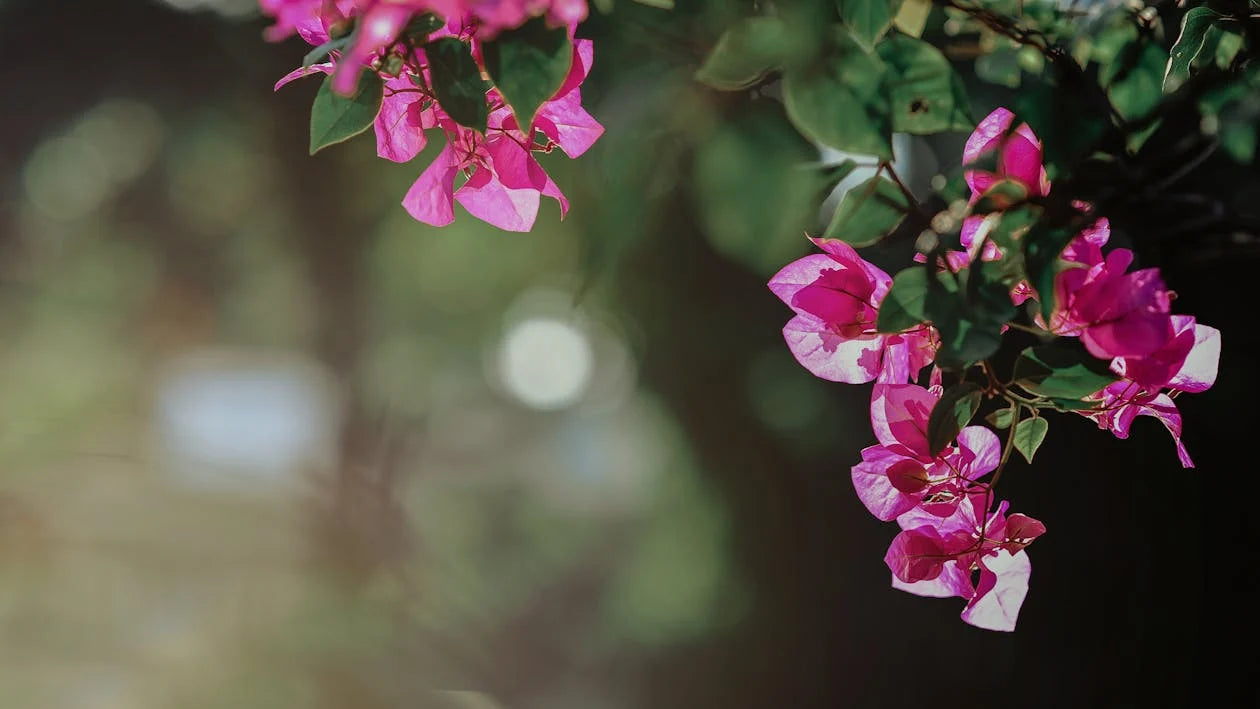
[769,105,1221,631]
[768,238,937,384]
[262,0,602,232]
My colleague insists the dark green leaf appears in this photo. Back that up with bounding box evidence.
[1022,224,1076,321]
[986,406,1015,429]
[824,158,860,185]
[1013,340,1118,399]
[1047,397,1098,412]
[1013,416,1049,463]
[823,175,908,246]
[482,17,572,131]
[972,179,1030,215]
[404,13,444,40]
[976,46,1021,89]
[303,35,352,68]
[876,266,930,333]
[694,100,824,274]
[695,17,791,91]
[927,383,982,456]
[1103,40,1167,121]
[839,0,902,50]
[427,37,490,132]
[309,71,383,155]
[929,263,1013,368]
[783,26,891,158]
[877,32,973,134]
[1163,7,1220,92]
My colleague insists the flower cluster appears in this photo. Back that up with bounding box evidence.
[262,0,602,232]
[769,107,1220,631]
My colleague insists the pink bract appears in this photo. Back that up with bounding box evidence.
[1050,248,1174,359]
[853,385,1001,522]
[886,493,1045,632]
[769,239,937,384]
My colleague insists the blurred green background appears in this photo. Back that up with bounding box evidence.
[0,1,1257,707]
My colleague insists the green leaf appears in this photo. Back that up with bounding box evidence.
[695,17,791,91]
[928,263,1013,368]
[1047,397,1098,412]
[1213,29,1244,70]
[303,35,352,68]
[877,32,974,134]
[1013,417,1049,463]
[1163,7,1220,92]
[1013,340,1119,399]
[986,407,1015,429]
[927,382,982,456]
[1220,121,1258,162]
[309,71,383,155]
[1022,224,1076,321]
[404,13,445,41]
[427,37,490,132]
[892,0,932,38]
[783,26,891,159]
[976,46,1021,89]
[1103,40,1168,121]
[839,0,902,50]
[876,266,929,333]
[694,100,825,274]
[482,17,573,131]
[971,179,1029,215]
[822,175,908,246]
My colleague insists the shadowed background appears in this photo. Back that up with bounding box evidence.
[0,1,1257,707]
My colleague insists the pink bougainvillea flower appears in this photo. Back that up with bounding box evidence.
[260,0,340,42]
[886,493,1045,631]
[402,107,569,231]
[374,71,438,162]
[1111,315,1221,391]
[852,385,1001,521]
[1081,381,1194,467]
[1049,248,1174,359]
[963,107,1050,198]
[769,239,937,384]
[329,2,414,94]
[1080,315,1220,468]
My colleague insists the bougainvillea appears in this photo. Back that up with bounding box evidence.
[260,0,1250,635]
[768,109,1220,631]
[261,0,602,231]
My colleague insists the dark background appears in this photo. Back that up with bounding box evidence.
[1,1,1256,707]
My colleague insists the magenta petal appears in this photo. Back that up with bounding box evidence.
[870,384,938,458]
[375,78,428,163]
[555,38,595,98]
[769,255,845,312]
[402,141,460,226]
[885,528,947,584]
[455,168,541,232]
[954,425,1001,479]
[1111,314,1197,389]
[892,559,974,599]
[274,62,332,91]
[851,446,921,521]
[1143,393,1194,468]
[963,108,1015,166]
[330,4,411,95]
[535,93,604,158]
[782,315,884,383]
[1000,132,1044,193]
[959,550,1031,632]
[1169,322,1220,393]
